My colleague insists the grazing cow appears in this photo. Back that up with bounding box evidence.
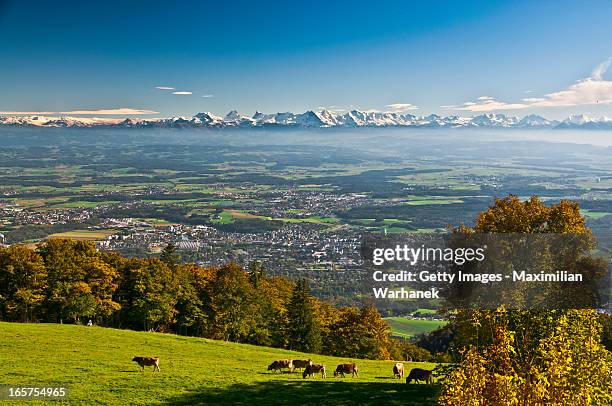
[292,359,312,370]
[333,363,358,378]
[393,362,404,379]
[132,356,160,372]
[303,363,326,379]
[406,368,433,384]
[267,359,294,373]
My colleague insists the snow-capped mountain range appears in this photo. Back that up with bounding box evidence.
[1,110,611,129]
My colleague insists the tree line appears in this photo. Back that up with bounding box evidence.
[0,240,436,361]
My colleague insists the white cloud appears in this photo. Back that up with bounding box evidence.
[201,94,214,98]
[317,106,347,113]
[155,86,175,90]
[386,103,419,111]
[591,58,611,80]
[444,98,529,112]
[0,108,158,116]
[172,91,192,95]
[64,108,159,115]
[0,111,58,115]
[445,59,612,112]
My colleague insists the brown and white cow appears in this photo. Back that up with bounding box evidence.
[267,359,294,373]
[333,363,358,378]
[303,363,326,379]
[292,359,312,370]
[393,362,404,379]
[132,356,160,372]
[406,368,433,384]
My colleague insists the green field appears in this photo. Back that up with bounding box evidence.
[384,318,447,338]
[47,230,116,241]
[0,323,439,405]
[580,209,611,219]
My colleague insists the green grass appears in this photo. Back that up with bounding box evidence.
[580,209,611,219]
[384,318,447,338]
[0,323,439,405]
[211,210,235,224]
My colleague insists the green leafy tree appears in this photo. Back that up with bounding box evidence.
[287,279,321,353]
[204,263,260,342]
[252,276,294,348]
[174,264,214,337]
[160,243,180,269]
[248,261,266,287]
[123,258,179,332]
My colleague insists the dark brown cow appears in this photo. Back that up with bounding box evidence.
[292,359,312,370]
[132,356,160,372]
[406,368,433,384]
[393,362,404,379]
[333,363,358,378]
[267,359,294,373]
[303,363,326,379]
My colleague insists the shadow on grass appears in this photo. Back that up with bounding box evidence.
[164,380,439,405]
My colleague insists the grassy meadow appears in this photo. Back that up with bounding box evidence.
[0,323,440,405]
[384,317,447,338]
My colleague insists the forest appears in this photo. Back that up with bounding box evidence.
[0,238,439,362]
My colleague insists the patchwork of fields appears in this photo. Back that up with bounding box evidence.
[1,128,610,306]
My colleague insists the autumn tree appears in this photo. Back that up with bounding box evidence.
[38,239,119,324]
[324,304,392,359]
[204,263,260,342]
[440,195,612,405]
[0,245,47,322]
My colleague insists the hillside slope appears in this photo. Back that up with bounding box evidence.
[384,317,447,338]
[0,323,439,405]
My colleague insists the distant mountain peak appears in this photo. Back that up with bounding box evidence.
[1,110,609,130]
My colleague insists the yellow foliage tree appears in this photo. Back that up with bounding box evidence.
[440,196,611,405]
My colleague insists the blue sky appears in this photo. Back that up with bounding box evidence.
[1,0,612,119]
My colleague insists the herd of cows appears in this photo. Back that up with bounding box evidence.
[266,359,434,384]
[130,356,434,384]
